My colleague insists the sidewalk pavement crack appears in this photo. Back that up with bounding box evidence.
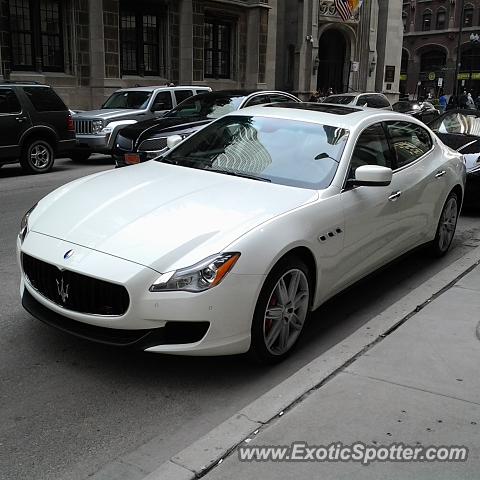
[343,370,480,406]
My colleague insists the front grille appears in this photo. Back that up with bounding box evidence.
[22,253,129,316]
[139,137,168,152]
[74,119,93,135]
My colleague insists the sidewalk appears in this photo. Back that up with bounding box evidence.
[202,265,480,479]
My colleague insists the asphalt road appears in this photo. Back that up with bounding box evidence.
[1,158,479,480]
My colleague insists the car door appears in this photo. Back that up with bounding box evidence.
[384,120,445,246]
[337,122,403,288]
[0,87,30,161]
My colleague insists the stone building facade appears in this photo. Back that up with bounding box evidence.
[275,0,404,101]
[402,0,480,98]
[0,0,275,109]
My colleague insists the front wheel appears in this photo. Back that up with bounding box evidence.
[429,192,459,257]
[249,257,311,364]
[20,139,55,174]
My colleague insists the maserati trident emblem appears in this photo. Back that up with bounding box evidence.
[64,249,74,260]
[56,277,69,304]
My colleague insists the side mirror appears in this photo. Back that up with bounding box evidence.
[167,135,183,149]
[349,165,392,187]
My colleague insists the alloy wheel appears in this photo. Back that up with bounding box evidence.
[438,196,458,253]
[30,143,51,169]
[263,269,309,356]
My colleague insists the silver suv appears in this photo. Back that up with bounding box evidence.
[72,85,211,161]
[322,92,392,110]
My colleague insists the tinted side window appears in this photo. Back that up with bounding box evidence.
[243,95,270,107]
[152,91,173,111]
[349,123,392,179]
[356,95,368,107]
[0,88,21,114]
[386,121,432,168]
[375,95,391,108]
[269,94,293,104]
[174,90,194,104]
[22,87,66,111]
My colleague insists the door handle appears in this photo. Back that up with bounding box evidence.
[435,170,446,178]
[15,116,27,123]
[388,191,402,202]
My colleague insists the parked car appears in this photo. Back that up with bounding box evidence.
[392,100,440,124]
[71,85,211,161]
[113,90,300,167]
[0,82,76,173]
[429,109,480,207]
[18,103,465,363]
[322,92,392,110]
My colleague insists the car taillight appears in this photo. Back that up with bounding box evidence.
[67,114,75,132]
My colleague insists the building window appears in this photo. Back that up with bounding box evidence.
[422,10,432,31]
[204,19,231,79]
[120,5,166,76]
[420,50,446,72]
[8,0,63,71]
[402,11,408,32]
[463,5,473,27]
[436,9,446,30]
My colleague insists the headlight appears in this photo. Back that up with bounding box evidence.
[19,203,37,244]
[92,120,104,134]
[149,253,241,293]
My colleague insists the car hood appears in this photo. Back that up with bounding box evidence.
[73,109,146,121]
[120,116,211,142]
[30,162,318,272]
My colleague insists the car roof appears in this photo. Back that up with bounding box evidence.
[230,103,414,130]
[114,85,211,92]
[326,92,387,98]
[0,82,51,87]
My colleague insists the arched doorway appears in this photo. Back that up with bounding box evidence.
[317,29,346,94]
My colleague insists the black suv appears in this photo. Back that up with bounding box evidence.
[0,82,76,173]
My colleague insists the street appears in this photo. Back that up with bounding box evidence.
[1,158,480,480]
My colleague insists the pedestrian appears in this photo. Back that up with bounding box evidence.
[466,92,476,109]
[475,94,480,110]
[459,90,468,109]
[439,92,448,113]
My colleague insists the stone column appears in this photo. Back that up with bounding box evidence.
[89,0,106,107]
[265,0,277,89]
[245,7,261,88]
[179,0,193,84]
[375,0,403,101]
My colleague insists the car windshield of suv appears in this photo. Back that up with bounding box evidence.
[159,115,349,190]
[323,95,355,105]
[165,95,244,120]
[430,112,480,135]
[102,91,152,109]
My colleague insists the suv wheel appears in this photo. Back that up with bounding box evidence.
[20,139,55,174]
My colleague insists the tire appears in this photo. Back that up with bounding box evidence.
[249,256,311,364]
[69,150,91,162]
[429,191,459,257]
[20,138,55,174]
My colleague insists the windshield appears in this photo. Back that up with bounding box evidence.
[323,95,355,105]
[102,91,152,109]
[166,95,244,119]
[159,115,349,190]
[430,112,480,135]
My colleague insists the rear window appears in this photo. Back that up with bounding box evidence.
[0,88,21,113]
[22,86,67,112]
[174,90,194,104]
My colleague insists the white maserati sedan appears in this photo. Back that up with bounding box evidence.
[18,103,466,363]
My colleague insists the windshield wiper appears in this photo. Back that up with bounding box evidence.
[206,168,271,182]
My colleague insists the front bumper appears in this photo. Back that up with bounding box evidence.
[18,231,263,355]
[75,134,111,153]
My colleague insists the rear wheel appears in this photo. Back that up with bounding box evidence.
[429,192,459,257]
[20,139,55,174]
[249,257,311,364]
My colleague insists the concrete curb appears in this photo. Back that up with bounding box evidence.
[143,244,480,480]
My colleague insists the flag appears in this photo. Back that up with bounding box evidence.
[348,0,363,15]
[335,0,352,21]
